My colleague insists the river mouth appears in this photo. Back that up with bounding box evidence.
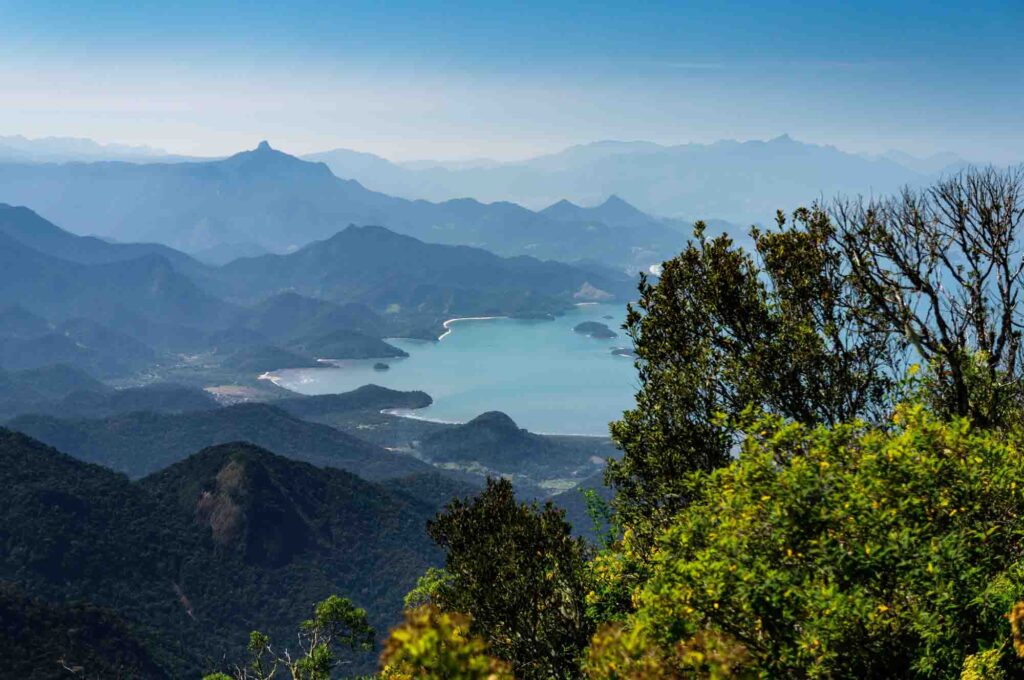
[264,303,637,436]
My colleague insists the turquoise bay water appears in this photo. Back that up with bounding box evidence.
[265,303,638,435]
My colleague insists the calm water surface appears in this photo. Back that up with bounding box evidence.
[265,303,637,435]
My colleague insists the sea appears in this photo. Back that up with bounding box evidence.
[264,303,637,436]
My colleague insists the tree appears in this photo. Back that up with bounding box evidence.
[608,167,1024,547]
[203,595,374,680]
[426,478,593,679]
[607,209,898,547]
[380,605,513,680]
[589,406,1024,678]
[832,166,1024,426]
[403,567,452,609]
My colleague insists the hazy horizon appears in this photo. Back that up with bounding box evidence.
[2,1,1021,163]
[0,131,995,167]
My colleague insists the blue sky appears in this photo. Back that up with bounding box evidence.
[0,0,1021,161]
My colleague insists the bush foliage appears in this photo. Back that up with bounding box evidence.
[587,406,1024,678]
[380,605,512,680]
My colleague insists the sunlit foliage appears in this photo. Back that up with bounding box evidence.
[380,605,512,680]
[589,406,1024,678]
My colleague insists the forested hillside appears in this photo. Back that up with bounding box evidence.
[8,403,430,480]
[0,431,439,677]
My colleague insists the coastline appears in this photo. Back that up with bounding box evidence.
[257,301,629,435]
[257,361,330,387]
[437,315,506,341]
[258,371,281,385]
[380,407,462,425]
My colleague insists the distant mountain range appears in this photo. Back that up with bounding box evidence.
[0,142,689,271]
[4,135,970,271]
[0,204,206,277]
[211,224,633,315]
[306,136,975,223]
[0,134,197,164]
[862,149,970,175]
[5,382,219,421]
[0,134,982,240]
[0,204,632,372]
[0,315,157,378]
[0,229,232,335]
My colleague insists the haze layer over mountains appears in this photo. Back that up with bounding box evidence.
[0,141,684,271]
[306,135,972,222]
[0,135,976,268]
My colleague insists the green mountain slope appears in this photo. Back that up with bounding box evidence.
[0,583,167,680]
[0,430,440,676]
[419,411,601,477]
[7,402,432,480]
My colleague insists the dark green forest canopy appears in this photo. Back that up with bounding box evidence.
[0,430,440,677]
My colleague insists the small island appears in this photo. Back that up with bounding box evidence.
[610,347,636,358]
[574,321,617,339]
[373,362,390,371]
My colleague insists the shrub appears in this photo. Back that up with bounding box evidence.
[589,406,1024,678]
[380,605,511,680]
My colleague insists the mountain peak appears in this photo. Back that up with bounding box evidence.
[592,194,649,222]
[466,410,522,433]
[185,443,312,566]
[600,194,630,208]
[538,198,584,220]
[215,141,337,182]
